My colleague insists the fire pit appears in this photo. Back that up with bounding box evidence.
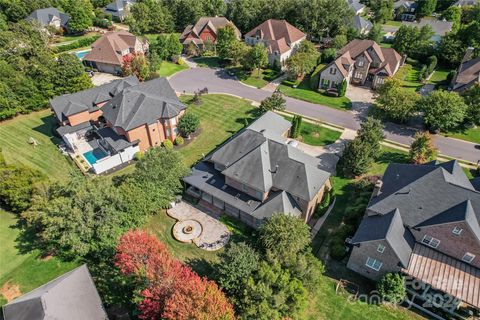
[172,220,202,243]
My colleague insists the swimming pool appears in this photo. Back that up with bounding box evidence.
[83,148,108,165]
[74,49,91,60]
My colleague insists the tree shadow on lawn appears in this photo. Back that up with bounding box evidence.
[32,114,63,145]
[186,257,216,278]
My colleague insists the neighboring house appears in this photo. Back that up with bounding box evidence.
[179,16,241,52]
[453,0,478,7]
[244,19,306,66]
[183,112,331,229]
[394,0,417,21]
[51,76,186,174]
[103,0,136,21]
[318,39,403,90]
[83,31,149,75]
[347,0,366,15]
[2,265,108,320]
[25,7,70,30]
[353,15,373,35]
[452,47,480,92]
[347,160,480,313]
[402,18,453,43]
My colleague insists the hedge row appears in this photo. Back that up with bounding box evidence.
[55,35,101,53]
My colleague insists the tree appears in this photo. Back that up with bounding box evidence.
[177,112,200,137]
[122,53,150,81]
[367,24,383,43]
[416,0,437,18]
[357,117,384,155]
[420,90,467,132]
[152,33,183,61]
[238,260,308,320]
[285,41,319,79]
[259,213,311,262]
[124,147,189,216]
[128,0,174,34]
[243,43,268,74]
[332,34,347,49]
[393,25,434,60]
[375,78,420,123]
[437,33,465,67]
[337,79,347,97]
[377,273,406,303]
[409,131,437,164]
[442,6,462,32]
[464,84,480,125]
[368,0,394,23]
[215,242,260,296]
[67,6,92,33]
[115,230,235,320]
[229,40,250,65]
[259,91,286,113]
[217,24,238,60]
[54,54,93,94]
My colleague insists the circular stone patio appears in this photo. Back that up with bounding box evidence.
[167,201,230,251]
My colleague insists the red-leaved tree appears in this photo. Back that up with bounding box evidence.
[115,230,235,320]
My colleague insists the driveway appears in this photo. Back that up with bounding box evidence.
[170,68,480,163]
[91,72,121,86]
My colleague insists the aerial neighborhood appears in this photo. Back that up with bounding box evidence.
[0,0,480,320]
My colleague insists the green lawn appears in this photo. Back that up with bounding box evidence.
[283,116,342,146]
[231,68,281,88]
[278,79,352,111]
[394,64,423,91]
[0,210,79,305]
[192,56,222,68]
[52,31,100,45]
[428,68,451,88]
[383,20,402,27]
[444,127,480,144]
[177,94,257,167]
[0,110,76,181]
[158,60,189,77]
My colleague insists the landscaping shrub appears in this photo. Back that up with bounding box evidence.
[321,48,337,63]
[174,136,184,145]
[55,35,101,53]
[290,115,303,138]
[377,273,406,303]
[162,139,174,149]
[314,188,334,218]
[178,112,200,137]
[134,151,144,160]
[330,242,347,260]
[337,79,347,97]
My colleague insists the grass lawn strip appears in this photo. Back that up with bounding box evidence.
[0,110,76,181]
[231,68,281,89]
[282,115,342,146]
[443,127,480,145]
[158,60,189,77]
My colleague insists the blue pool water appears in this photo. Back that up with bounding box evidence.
[83,148,108,165]
[74,50,91,60]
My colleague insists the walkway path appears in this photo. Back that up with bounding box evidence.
[261,74,288,92]
[169,67,480,164]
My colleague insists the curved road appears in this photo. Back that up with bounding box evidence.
[170,67,480,164]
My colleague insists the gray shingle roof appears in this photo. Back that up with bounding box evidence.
[352,209,415,267]
[353,15,373,32]
[25,7,70,28]
[252,191,303,220]
[2,264,107,320]
[50,76,140,122]
[101,77,186,131]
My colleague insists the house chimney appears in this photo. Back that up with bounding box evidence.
[372,179,383,197]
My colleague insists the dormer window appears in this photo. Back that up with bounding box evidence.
[329,68,337,75]
[452,226,463,235]
[358,60,364,67]
[462,252,475,263]
[377,244,385,253]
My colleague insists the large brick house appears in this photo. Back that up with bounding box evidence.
[183,112,331,229]
[83,31,148,75]
[50,76,185,174]
[318,39,403,90]
[179,16,241,52]
[347,160,480,314]
[244,19,306,66]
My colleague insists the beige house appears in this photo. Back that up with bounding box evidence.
[318,39,403,90]
[244,19,306,66]
[84,31,149,75]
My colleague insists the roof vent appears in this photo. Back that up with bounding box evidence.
[210,179,216,184]
[247,200,253,205]
[269,164,279,173]
[221,184,227,190]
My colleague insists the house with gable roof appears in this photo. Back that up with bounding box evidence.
[452,47,480,92]
[244,19,306,66]
[25,7,70,30]
[83,31,148,75]
[347,160,480,314]
[183,111,331,229]
[318,39,403,90]
[2,264,107,320]
[179,16,241,52]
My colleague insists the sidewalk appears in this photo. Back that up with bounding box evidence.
[261,74,288,92]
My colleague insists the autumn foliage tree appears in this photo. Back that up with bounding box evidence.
[122,53,150,81]
[115,230,235,320]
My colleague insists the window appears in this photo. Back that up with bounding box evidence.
[365,257,383,271]
[462,252,475,263]
[354,71,362,79]
[377,244,385,253]
[171,117,177,125]
[165,128,171,137]
[206,35,212,41]
[329,68,337,75]
[452,226,463,235]
[422,235,440,248]
[358,60,364,67]
[376,77,385,85]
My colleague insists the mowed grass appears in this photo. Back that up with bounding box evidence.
[231,68,281,88]
[0,110,75,181]
[158,60,189,77]
[0,210,79,305]
[178,94,257,166]
[394,64,422,91]
[444,127,480,144]
[283,115,342,146]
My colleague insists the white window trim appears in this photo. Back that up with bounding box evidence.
[452,226,463,235]
[462,252,475,263]
[365,257,382,271]
[377,244,385,253]
[422,235,440,248]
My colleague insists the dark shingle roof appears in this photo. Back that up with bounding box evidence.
[25,7,70,28]
[101,77,186,131]
[50,76,140,122]
[252,191,302,220]
[2,265,107,320]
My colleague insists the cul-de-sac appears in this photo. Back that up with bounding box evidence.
[1,0,480,319]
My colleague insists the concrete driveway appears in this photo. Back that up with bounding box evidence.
[91,72,121,86]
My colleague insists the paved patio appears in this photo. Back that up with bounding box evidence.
[167,201,230,251]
